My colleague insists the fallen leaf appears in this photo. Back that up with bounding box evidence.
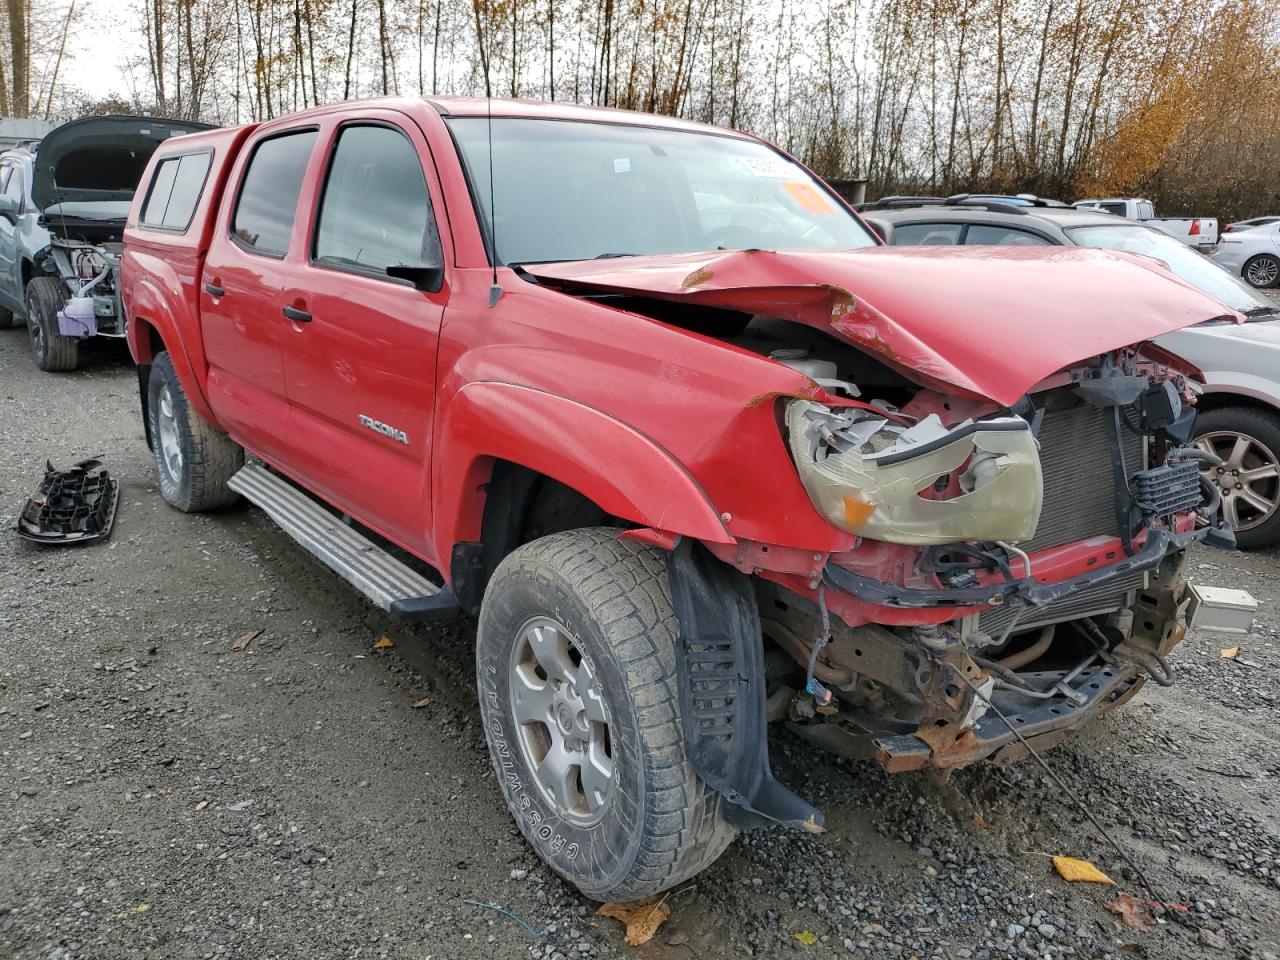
[230,629,262,652]
[1220,646,1240,659]
[1053,855,1115,885]
[598,897,671,946]
[794,931,818,946]
[372,636,394,650]
[115,902,150,919]
[194,800,208,811]
[410,697,430,709]
[1109,892,1157,930]
[971,811,989,829]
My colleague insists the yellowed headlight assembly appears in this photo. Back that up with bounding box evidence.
[786,400,1044,545]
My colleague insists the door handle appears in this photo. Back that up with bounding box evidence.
[204,282,225,297]
[282,305,312,323]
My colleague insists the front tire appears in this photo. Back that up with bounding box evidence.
[25,276,79,371]
[1195,406,1280,549]
[476,528,736,901]
[147,351,244,512]
[1243,254,1280,288]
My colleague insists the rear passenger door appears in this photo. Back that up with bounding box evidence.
[282,114,449,555]
[201,127,319,465]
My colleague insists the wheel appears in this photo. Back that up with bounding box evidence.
[1194,406,1280,549]
[1243,254,1280,288]
[147,351,244,512]
[476,528,736,901]
[25,276,79,371]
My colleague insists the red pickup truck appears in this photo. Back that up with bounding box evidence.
[121,97,1243,901]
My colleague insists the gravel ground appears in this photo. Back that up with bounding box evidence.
[1,328,1278,960]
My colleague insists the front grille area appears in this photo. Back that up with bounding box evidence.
[978,397,1145,637]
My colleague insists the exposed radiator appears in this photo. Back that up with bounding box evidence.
[978,398,1145,638]
[1024,400,1144,552]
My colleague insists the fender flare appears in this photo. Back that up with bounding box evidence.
[434,381,732,559]
[126,276,217,425]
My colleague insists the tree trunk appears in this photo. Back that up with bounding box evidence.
[344,0,358,100]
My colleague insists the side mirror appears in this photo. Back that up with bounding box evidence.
[386,263,444,293]
[0,194,17,223]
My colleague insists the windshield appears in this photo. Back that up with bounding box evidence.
[1066,223,1273,316]
[447,117,877,264]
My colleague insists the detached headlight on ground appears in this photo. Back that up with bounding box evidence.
[786,400,1045,544]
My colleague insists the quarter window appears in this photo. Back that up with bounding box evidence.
[140,152,211,230]
[232,130,317,256]
[893,222,962,245]
[313,124,441,277]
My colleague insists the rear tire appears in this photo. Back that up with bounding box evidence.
[25,276,79,371]
[147,351,244,512]
[476,528,736,901]
[1243,254,1280,288]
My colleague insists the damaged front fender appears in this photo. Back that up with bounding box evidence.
[786,400,1043,544]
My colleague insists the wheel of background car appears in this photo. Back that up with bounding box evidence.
[24,277,78,371]
[146,351,245,512]
[0,304,15,329]
[475,527,736,901]
[1194,406,1280,549]
[1243,254,1280,288]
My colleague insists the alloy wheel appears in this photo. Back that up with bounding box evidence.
[1245,256,1279,287]
[26,294,44,363]
[156,384,185,483]
[508,616,614,824]
[1195,430,1280,531]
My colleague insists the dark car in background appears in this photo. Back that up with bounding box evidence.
[861,196,1280,548]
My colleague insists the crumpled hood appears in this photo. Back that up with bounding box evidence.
[525,246,1240,406]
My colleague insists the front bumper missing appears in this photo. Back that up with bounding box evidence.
[873,661,1143,772]
[824,525,1204,611]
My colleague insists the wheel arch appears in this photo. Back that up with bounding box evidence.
[435,382,732,612]
[125,277,217,426]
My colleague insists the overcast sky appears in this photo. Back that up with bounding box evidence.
[50,0,133,102]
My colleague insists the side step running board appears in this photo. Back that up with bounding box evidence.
[227,462,459,621]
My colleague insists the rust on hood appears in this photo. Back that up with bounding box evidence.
[525,247,1239,406]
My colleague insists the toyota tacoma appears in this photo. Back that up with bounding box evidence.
[121,97,1247,901]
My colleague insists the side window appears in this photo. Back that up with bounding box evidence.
[232,130,318,256]
[140,152,211,231]
[1,163,21,203]
[313,124,441,277]
[893,222,962,246]
[1098,202,1126,216]
[964,224,1051,246]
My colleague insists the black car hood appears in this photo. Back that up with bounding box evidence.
[32,115,214,211]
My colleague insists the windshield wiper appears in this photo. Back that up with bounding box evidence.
[594,252,638,259]
[1243,305,1278,319]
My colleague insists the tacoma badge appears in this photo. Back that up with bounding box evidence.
[358,414,409,445]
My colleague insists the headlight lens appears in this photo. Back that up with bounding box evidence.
[786,400,1044,544]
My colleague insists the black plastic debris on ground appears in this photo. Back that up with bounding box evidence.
[17,459,119,545]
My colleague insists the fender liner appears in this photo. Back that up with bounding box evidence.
[666,538,824,833]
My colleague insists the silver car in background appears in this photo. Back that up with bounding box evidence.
[1213,222,1280,288]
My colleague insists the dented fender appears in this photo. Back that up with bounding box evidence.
[433,381,733,562]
